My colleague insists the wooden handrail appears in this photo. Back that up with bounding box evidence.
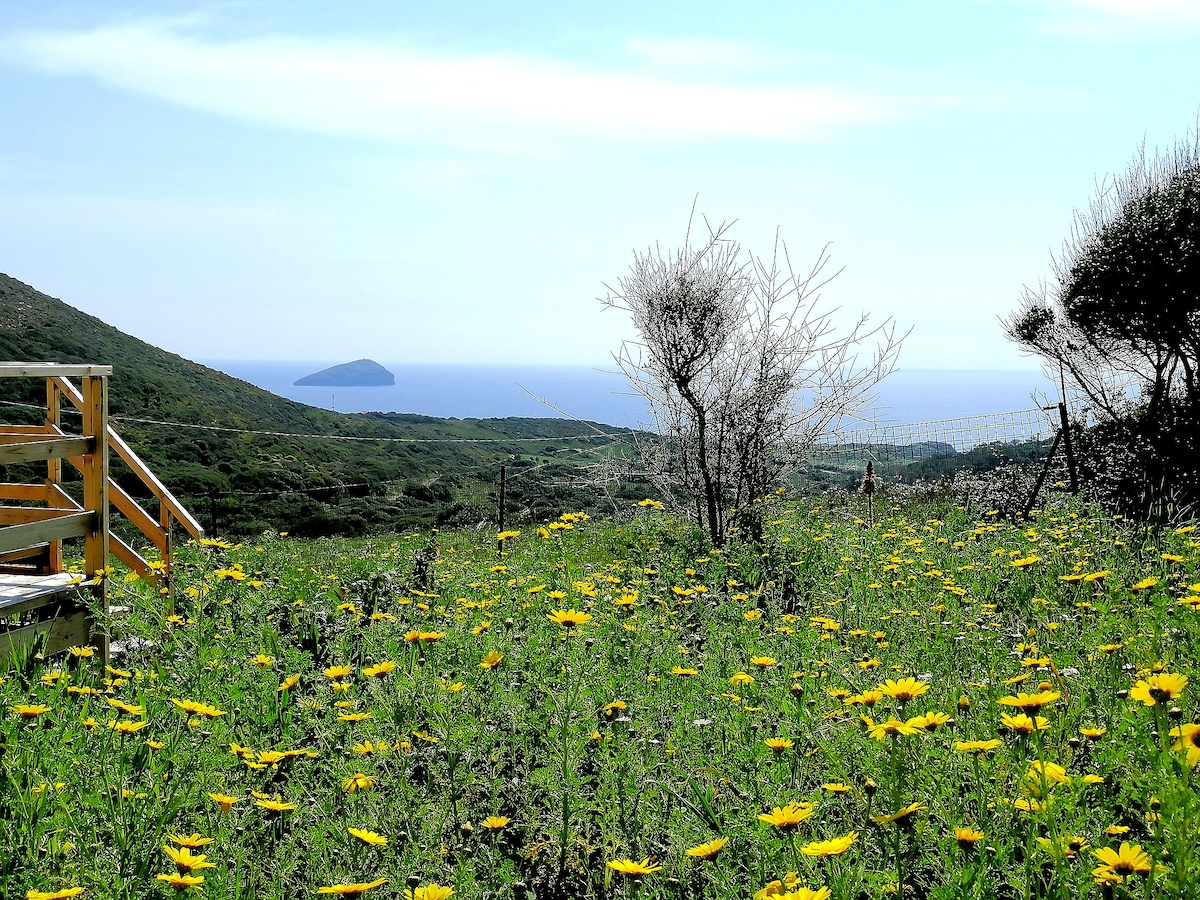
[0,436,92,465]
[51,376,204,541]
[0,512,93,555]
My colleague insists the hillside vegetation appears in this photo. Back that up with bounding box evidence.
[0,274,643,535]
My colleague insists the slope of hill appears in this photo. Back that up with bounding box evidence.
[0,274,643,536]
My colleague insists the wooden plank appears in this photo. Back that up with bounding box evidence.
[0,573,82,616]
[0,609,93,662]
[0,431,76,443]
[110,482,167,553]
[0,512,93,554]
[0,483,52,502]
[0,543,49,565]
[0,507,91,526]
[0,425,55,435]
[0,363,112,378]
[0,437,91,465]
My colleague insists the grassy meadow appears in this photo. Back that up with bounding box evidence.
[3,494,1199,900]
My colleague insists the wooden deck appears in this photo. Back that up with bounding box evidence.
[0,572,91,658]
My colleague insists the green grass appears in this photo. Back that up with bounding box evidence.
[3,494,1199,900]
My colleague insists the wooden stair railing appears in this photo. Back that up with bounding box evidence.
[0,363,204,661]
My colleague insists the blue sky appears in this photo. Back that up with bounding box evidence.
[1,0,1198,368]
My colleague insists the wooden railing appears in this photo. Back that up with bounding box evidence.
[0,364,204,653]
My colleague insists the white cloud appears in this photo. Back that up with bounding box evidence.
[0,21,913,151]
[623,36,776,71]
[1038,0,1200,36]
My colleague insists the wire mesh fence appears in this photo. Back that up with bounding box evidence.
[811,407,1057,465]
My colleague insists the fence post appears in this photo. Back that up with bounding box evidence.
[497,465,506,558]
[1058,402,1079,494]
[81,373,110,663]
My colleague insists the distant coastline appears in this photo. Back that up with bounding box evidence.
[203,361,1053,429]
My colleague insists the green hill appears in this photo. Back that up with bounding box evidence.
[0,274,645,536]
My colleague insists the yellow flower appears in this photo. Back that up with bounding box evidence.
[343,773,375,793]
[25,889,84,900]
[1000,712,1050,734]
[106,698,144,716]
[758,802,815,830]
[955,827,985,849]
[154,873,205,890]
[801,831,858,857]
[1092,843,1152,877]
[1130,576,1160,591]
[277,674,301,692]
[863,716,922,740]
[480,816,510,830]
[871,801,926,825]
[169,698,225,718]
[1170,723,1200,766]
[764,737,794,752]
[730,671,756,686]
[751,656,777,668]
[348,827,387,846]
[479,651,504,669]
[254,797,297,813]
[1010,556,1040,568]
[998,690,1060,712]
[338,712,372,723]
[637,498,663,508]
[362,661,396,679]
[253,654,275,667]
[208,792,241,813]
[324,665,353,679]
[163,846,216,872]
[877,678,930,702]
[607,858,662,878]
[908,711,950,731]
[955,739,1002,754]
[1020,760,1070,796]
[1129,672,1187,706]
[167,833,214,849]
[756,884,828,900]
[11,704,51,718]
[685,836,728,859]
[603,700,627,717]
[404,886,452,900]
[547,609,593,627]
[318,878,389,896]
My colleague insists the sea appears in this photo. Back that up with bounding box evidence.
[202,360,1057,431]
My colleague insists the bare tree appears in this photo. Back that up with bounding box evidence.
[602,212,905,546]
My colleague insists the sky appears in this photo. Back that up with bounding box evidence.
[1,1,1199,370]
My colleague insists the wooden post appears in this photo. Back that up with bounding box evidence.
[497,465,506,558]
[1057,402,1079,494]
[81,374,109,663]
[45,377,62,574]
[160,506,174,615]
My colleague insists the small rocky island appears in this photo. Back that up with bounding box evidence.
[294,359,395,387]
